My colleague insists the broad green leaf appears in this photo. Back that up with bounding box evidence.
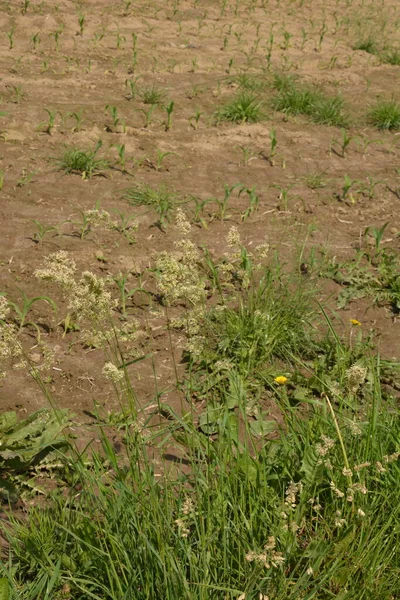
[0,578,10,600]
[0,411,17,433]
[249,418,276,437]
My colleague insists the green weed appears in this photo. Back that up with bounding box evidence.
[368,98,400,130]
[123,183,176,231]
[56,141,109,178]
[217,92,264,124]
[271,77,347,127]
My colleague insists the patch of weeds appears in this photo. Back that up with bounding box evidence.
[139,85,165,105]
[271,76,347,127]
[320,244,400,313]
[56,141,109,178]
[368,98,400,130]
[304,170,327,190]
[233,72,268,92]
[0,408,70,503]
[271,72,297,92]
[381,48,400,65]
[352,37,378,54]
[217,91,264,124]
[123,183,176,231]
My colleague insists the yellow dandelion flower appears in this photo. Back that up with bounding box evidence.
[274,376,288,385]
[350,319,361,326]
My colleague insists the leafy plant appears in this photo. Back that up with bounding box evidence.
[367,98,400,130]
[123,183,176,231]
[0,408,69,502]
[217,92,264,124]
[139,85,165,104]
[271,79,347,127]
[7,291,57,339]
[56,141,109,179]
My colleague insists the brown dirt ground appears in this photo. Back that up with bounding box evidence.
[0,0,399,441]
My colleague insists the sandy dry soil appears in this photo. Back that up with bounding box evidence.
[0,0,399,433]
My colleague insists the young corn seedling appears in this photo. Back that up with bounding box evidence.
[137,104,157,128]
[241,186,260,222]
[154,150,176,171]
[113,273,130,318]
[364,222,389,256]
[31,220,59,245]
[125,77,140,100]
[359,177,384,200]
[7,291,57,341]
[31,32,41,50]
[21,0,30,14]
[336,175,360,203]
[236,145,257,167]
[263,128,278,165]
[105,105,125,133]
[189,109,204,130]
[111,144,129,173]
[214,183,244,221]
[189,195,211,228]
[331,128,359,158]
[49,25,64,51]
[67,110,84,132]
[0,171,4,191]
[38,109,59,135]
[6,26,15,50]
[271,183,296,212]
[111,209,138,244]
[164,101,175,131]
[78,11,85,36]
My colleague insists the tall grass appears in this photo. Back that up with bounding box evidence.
[1,246,399,600]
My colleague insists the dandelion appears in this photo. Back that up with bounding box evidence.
[274,375,288,385]
[350,319,361,326]
[102,362,124,383]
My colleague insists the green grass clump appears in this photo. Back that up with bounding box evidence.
[1,244,399,599]
[234,72,268,92]
[381,48,400,65]
[352,37,378,54]
[368,98,400,130]
[217,92,264,124]
[139,85,166,104]
[2,348,399,599]
[123,183,176,230]
[271,75,347,127]
[57,142,109,178]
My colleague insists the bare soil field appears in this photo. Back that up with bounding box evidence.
[0,0,399,426]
